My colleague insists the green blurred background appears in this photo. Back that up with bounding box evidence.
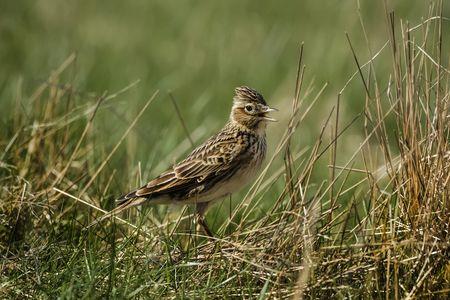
[0,0,445,202]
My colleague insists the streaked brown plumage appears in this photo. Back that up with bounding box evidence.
[100,86,276,236]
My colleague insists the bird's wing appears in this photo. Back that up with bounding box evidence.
[175,135,242,180]
[118,131,249,202]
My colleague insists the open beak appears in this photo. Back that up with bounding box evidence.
[261,106,278,122]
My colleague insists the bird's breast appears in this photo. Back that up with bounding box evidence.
[201,138,266,202]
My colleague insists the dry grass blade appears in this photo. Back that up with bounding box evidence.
[77,90,159,198]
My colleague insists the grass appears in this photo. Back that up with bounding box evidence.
[1,1,450,299]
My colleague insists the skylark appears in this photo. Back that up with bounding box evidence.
[106,86,276,236]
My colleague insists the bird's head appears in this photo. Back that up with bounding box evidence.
[230,86,277,131]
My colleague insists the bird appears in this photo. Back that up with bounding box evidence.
[96,86,277,236]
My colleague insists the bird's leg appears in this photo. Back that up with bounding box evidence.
[198,216,214,237]
[196,202,214,237]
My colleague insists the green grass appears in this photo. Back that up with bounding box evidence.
[1,1,450,298]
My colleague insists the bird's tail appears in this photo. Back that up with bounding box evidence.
[85,195,146,229]
[115,189,141,206]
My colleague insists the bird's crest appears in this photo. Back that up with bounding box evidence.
[233,86,267,105]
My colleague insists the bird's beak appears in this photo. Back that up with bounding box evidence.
[261,106,278,122]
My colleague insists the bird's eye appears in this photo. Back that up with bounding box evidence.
[245,105,253,113]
